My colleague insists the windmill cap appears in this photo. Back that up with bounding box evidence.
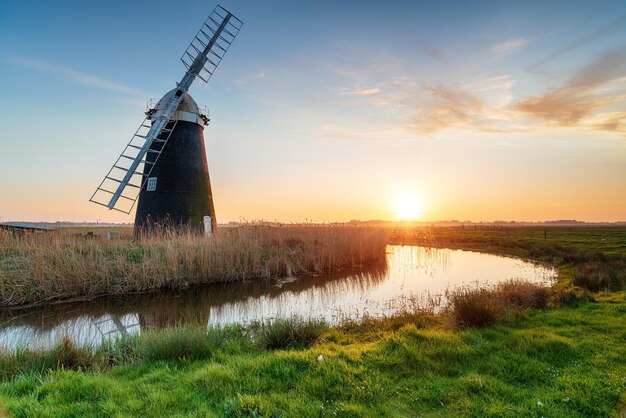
[155,88,200,114]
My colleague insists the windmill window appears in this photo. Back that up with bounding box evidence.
[147,177,157,191]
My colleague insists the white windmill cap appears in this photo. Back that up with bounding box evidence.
[154,88,200,114]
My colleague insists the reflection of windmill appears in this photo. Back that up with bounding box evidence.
[0,263,389,349]
[93,314,140,339]
[90,5,243,236]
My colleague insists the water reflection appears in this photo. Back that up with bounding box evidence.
[0,246,554,350]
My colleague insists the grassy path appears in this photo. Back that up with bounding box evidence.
[1,294,624,417]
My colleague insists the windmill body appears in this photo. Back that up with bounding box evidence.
[90,5,242,237]
[134,90,216,236]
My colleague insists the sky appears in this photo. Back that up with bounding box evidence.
[1,0,625,223]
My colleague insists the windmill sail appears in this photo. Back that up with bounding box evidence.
[181,5,243,83]
[90,5,243,213]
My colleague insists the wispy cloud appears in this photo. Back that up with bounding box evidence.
[315,123,413,142]
[338,87,380,96]
[331,46,626,137]
[409,83,484,134]
[515,47,626,130]
[316,124,366,141]
[233,69,268,86]
[527,14,626,71]
[268,38,626,141]
[324,73,519,137]
[489,38,530,58]
[588,111,626,132]
[6,56,147,96]
[405,76,523,135]
[321,41,405,85]
[463,75,515,109]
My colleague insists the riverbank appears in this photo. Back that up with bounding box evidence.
[0,291,624,416]
[2,225,624,308]
[0,226,625,416]
[390,226,626,292]
[0,226,387,308]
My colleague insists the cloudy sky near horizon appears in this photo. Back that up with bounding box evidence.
[1,0,625,223]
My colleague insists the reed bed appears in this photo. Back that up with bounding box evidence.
[0,226,387,307]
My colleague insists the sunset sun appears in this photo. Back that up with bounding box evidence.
[394,193,424,221]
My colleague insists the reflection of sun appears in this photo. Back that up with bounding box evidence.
[394,193,424,220]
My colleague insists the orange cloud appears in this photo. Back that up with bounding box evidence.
[515,47,626,131]
[406,76,521,135]
[592,111,626,132]
[323,45,626,139]
[409,83,484,134]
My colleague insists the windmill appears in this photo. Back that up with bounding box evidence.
[90,5,243,237]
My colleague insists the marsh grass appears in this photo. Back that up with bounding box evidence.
[129,324,250,361]
[0,317,327,380]
[497,279,552,309]
[448,279,555,329]
[251,317,328,350]
[573,256,625,291]
[0,225,387,307]
[448,286,505,329]
[4,280,551,378]
[0,337,96,380]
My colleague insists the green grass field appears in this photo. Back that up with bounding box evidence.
[390,225,626,254]
[1,296,624,417]
[0,226,625,417]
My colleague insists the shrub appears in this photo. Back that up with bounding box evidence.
[573,262,609,291]
[134,325,214,361]
[52,337,94,370]
[573,257,625,292]
[448,287,504,329]
[252,317,328,350]
[0,337,95,380]
[555,287,594,306]
[497,279,552,309]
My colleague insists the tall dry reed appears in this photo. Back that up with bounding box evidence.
[0,226,387,307]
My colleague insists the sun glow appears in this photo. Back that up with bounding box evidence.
[393,193,424,221]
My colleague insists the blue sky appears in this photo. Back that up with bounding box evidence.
[1,0,625,222]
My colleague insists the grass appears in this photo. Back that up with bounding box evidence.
[1,225,625,416]
[447,280,553,329]
[0,337,96,381]
[390,225,626,255]
[251,318,329,350]
[0,294,624,417]
[0,280,555,378]
[0,318,325,380]
[0,225,387,307]
[448,286,505,329]
[497,279,552,309]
